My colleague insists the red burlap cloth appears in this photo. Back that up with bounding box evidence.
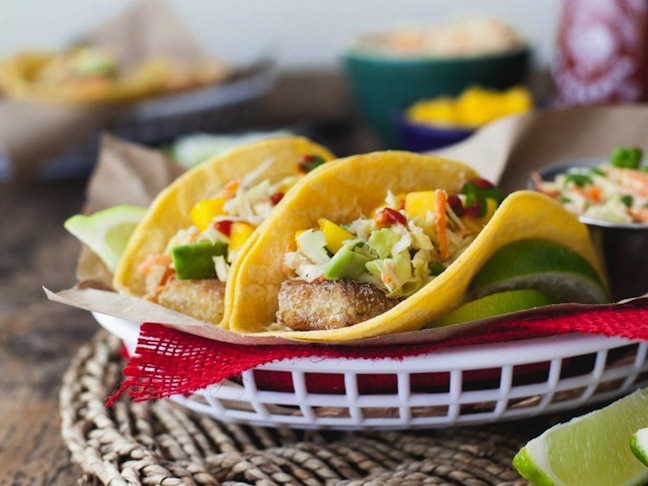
[109,300,648,404]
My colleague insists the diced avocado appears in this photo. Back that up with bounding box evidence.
[171,241,228,280]
[367,228,400,259]
[324,248,371,280]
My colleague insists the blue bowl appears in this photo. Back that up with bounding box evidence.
[395,116,475,152]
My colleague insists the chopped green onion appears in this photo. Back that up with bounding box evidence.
[590,167,606,176]
[429,261,446,276]
[620,195,634,207]
[611,147,642,169]
[565,173,593,187]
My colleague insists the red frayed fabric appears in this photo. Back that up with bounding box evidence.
[109,301,648,405]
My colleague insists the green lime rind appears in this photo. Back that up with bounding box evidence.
[64,204,147,271]
[468,238,609,304]
[431,289,553,328]
[513,447,560,486]
[513,388,648,486]
[631,428,648,468]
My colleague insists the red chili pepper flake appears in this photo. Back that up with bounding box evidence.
[374,207,408,227]
[464,198,482,218]
[469,177,495,190]
[270,192,285,205]
[213,220,233,237]
[447,194,465,217]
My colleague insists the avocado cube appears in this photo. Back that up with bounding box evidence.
[324,248,370,280]
[171,241,228,280]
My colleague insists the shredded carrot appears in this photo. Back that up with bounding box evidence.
[436,190,449,259]
[531,171,559,197]
[587,185,602,203]
[616,168,648,197]
[382,274,393,284]
[630,207,648,223]
[137,254,172,275]
[220,179,240,198]
[572,185,601,203]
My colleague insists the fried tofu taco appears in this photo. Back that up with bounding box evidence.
[113,136,335,327]
[227,151,609,341]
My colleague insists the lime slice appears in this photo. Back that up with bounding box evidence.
[430,289,553,327]
[514,388,648,486]
[631,428,648,467]
[469,238,608,304]
[64,205,147,271]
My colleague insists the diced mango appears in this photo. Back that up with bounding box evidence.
[229,222,255,252]
[404,191,437,218]
[190,198,226,231]
[461,216,482,233]
[318,218,353,253]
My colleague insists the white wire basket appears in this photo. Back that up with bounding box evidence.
[93,312,648,430]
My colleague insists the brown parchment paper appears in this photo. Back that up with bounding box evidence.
[0,0,211,180]
[47,105,648,346]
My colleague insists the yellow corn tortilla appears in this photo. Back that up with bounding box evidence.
[113,136,335,328]
[227,151,606,341]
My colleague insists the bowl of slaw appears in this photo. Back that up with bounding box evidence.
[531,148,648,301]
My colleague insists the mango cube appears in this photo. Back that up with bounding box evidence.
[318,218,353,252]
[190,198,226,231]
[229,222,255,251]
[404,191,437,218]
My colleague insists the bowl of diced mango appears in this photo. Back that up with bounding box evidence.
[396,85,533,152]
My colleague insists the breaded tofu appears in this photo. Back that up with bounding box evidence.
[277,279,398,331]
[156,277,225,324]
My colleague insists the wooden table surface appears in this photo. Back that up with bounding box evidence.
[0,179,96,484]
[0,73,373,483]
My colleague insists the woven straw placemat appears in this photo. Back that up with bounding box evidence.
[60,331,531,486]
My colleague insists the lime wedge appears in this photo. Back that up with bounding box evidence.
[64,205,146,271]
[631,428,648,467]
[514,388,648,486]
[469,238,609,304]
[431,289,553,327]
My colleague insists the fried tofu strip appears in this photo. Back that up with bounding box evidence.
[156,277,225,324]
[277,279,398,331]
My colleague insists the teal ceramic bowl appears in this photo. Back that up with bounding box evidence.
[342,47,530,147]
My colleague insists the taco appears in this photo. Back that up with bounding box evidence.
[227,151,608,341]
[113,136,335,327]
[0,47,230,104]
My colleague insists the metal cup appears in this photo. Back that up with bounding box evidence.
[532,163,648,301]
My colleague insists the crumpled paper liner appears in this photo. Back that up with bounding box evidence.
[0,0,221,180]
[47,106,648,345]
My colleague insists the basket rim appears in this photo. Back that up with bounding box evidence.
[92,311,637,372]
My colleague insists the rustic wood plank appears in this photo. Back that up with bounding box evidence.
[0,179,97,486]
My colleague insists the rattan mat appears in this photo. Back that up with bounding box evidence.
[60,331,531,486]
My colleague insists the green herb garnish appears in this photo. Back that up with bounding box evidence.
[611,147,643,169]
[565,173,593,187]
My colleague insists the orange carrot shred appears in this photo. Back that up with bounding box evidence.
[436,190,449,259]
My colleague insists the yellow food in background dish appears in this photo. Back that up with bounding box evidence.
[405,86,533,128]
[0,46,231,105]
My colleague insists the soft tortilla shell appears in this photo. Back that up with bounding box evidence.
[228,152,606,341]
[113,136,335,328]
